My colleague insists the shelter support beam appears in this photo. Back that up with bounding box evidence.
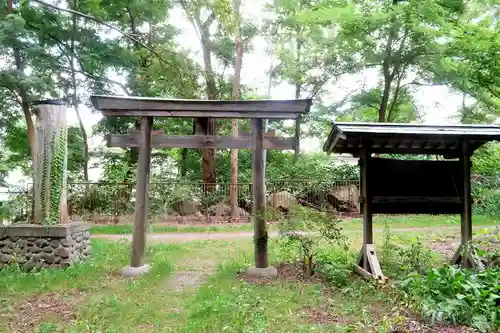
[252,118,268,268]
[130,116,153,268]
[356,148,385,281]
[452,142,484,269]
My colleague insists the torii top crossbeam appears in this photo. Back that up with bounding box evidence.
[91,95,312,119]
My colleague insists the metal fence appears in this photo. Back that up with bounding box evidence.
[0,180,361,225]
[0,188,30,225]
[2,176,498,225]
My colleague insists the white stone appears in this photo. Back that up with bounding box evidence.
[119,264,152,277]
[245,266,278,279]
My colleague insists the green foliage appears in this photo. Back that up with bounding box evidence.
[472,176,500,218]
[474,227,500,268]
[278,205,345,276]
[381,222,433,277]
[401,266,500,331]
[334,86,423,123]
[314,249,353,287]
[472,143,500,178]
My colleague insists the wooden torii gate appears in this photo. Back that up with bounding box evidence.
[91,95,312,276]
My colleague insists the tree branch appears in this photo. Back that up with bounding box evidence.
[405,80,446,87]
[60,66,131,95]
[25,20,131,95]
[32,0,185,83]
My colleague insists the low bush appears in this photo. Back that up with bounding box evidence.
[401,266,500,332]
[277,205,346,277]
[380,221,434,277]
[314,250,353,287]
[475,227,500,268]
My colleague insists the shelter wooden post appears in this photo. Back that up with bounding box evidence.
[130,116,153,268]
[293,115,301,163]
[252,118,268,268]
[356,147,385,281]
[452,142,483,269]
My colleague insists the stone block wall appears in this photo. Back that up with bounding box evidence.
[0,222,92,271]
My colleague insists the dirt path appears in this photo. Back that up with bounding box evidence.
[163,254,219,293]
[91,225,495,243]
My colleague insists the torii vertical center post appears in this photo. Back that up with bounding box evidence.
[91,95,312,276]
[323,123,500,281]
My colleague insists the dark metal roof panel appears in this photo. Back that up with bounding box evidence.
[323,122,500,156]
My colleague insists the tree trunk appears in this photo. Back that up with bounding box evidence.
[180,5,217,192]
[378,5,399,123]
[179,148,188,177]
[119,7,148,191]
[13,41,36,222]
[32,102,69,225]
[293,6,303,164]
[230,0,243,219]
[378,75,392,123]
[70,0,89,181]
[199,33,217,192]
[13,48,35,159]
[386,71,404,122]
[294,82,302,163]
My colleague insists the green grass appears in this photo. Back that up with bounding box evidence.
[2,218,497,332]
[340,214,499,230]
[0,240,184,333]
[90,214,499,235]
[177,261,328,333]
[90,223,255,234]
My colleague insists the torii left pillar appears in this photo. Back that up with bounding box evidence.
[120,116,153,277]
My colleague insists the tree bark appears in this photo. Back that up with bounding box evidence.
[379,50,395,123]
[198,17,217,192]
[179,3,217,191]
[70,0,89,181]
[386,71,404,122]
[378,4,399,123]
[13,48,35,160]
[293,2,304,163]
[230,0,243,219]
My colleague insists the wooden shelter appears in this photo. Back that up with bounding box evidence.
[91,95,312,272]
[323,122,500,280]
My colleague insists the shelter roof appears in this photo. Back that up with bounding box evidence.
[323,122,500,156]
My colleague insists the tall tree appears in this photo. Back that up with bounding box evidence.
[293,0,467,123]
[179,0,219,191]
[69,0,89,181]
[230,0,243,218]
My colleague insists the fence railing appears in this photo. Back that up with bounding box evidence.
[0,180,361,224]
[2,176,499,224]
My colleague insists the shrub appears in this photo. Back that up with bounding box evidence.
[380,221,433,277]
[401,266,500,332]
[278,205,345,277]
[475,227,500,268]
[314,250,353,287]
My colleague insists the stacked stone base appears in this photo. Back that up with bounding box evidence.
[0,222,91,271]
